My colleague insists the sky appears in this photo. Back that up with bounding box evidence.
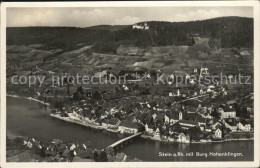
[7,7,253,27]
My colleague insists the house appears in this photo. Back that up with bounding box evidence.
[176,133,190,143]
[179,112,183,120]
[118,120,139,134]
[211,121,222,130]
[115,152,127,162]
[145,124,154,134]
[168,134,175,142]
[185,73,191,80]
[200,67,209,76]
[187,112,207,131]
[132,22,149,30]
[223,91,228,96]
[219,105,236,119]
[156,113,165,124]
[154,127,160,136]
[197,106,207,114]
[176,89,181,96]
[237,121,251,132]
[152,113,157,122]
[168,127,174,135]
[240,51,250,57]
[207,88,212,93]
[102,118,120,129]
[135,112,148,124]
[164,114,170,124]
[94,70,107,78]
[197,117,206,131]
[168,112,182,125]
[178,120,197,128]
[205,126,212,132]
[223,119,238,132]
[169,122,182,135]
[199,88,205,95]
[94,118,102,126]
[214,128,222,139]
[107,107,120,115]
[161,124,168,136]
[143,112,153,124]
[190,79,195,84]
[186,105,197,113]
[247,107,253,113]
[122,84,129,91]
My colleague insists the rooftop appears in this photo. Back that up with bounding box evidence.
[179,120,197,126]
[120,120,139,129]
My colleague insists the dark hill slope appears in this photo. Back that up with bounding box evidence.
[7,16,253,53]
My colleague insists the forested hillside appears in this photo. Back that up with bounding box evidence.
[7,16,253,53]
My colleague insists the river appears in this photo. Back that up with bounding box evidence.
[7,96,254,161]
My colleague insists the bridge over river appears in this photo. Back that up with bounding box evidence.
[106,132,142,150]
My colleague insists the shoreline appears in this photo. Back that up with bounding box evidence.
[7,94,50,106]
[51,113,254,144]
[7,94,254,144]
[50,113,119,134]
[141,134,253,144]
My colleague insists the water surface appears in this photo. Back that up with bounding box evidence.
[7,97,254,161]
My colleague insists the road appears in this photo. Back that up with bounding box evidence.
[172,94,209,105]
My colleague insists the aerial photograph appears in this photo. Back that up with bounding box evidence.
[5,6,254,162]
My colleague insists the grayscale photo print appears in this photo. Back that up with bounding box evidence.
[0,1,259,168]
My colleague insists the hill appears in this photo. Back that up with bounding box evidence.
[87,25,129,31]
[7,16,253,53]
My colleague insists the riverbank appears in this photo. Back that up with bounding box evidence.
[7,94,254,145]
[6,94,123,135]
[6,135,90,162]
[50,113,119,134]
[7,94,50,106]
[52,113,254,144]
[6,94,254,161]
[7,135,142,162]
[141,134,253,144]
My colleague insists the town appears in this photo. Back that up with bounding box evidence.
[6,19,254,162]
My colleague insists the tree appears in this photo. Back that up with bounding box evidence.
[92,90,101,100]
[73,92,79,101]
[105,147,115,156]
[240,107,249,119]
[77,86,83,94]
[93,150,99,162]
[211,108,220,120]
[99,151,108,162]
[67,85,71,95]
[234,103,243,117]
[188,127,201,142]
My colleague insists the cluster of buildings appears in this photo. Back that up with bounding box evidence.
[54,80,253,143]
[6,38,254,145]
[142,101,252,143]
[7,136,135,162]
[132,22,149,30]
[44,57,253,144]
